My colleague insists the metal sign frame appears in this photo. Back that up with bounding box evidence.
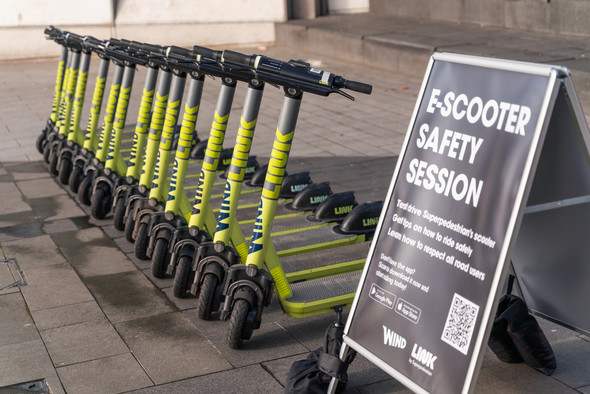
[333,52,572,394]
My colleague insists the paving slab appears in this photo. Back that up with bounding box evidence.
[83,270,176,323]
[3,161,47,181]
[0,292,40,347]
[31,300,105,331]
[57,353,153,394]
[27,194,86,222]
[51,227,137,277]
[115,312,232,384]
[0,339,56,388]
[0,209,38,230]
[551,336,590,389]
[16,177,65,199]
[0,222,42,244]
[182,305,310,368]
[20,262,95,311]
[2,234,67,270]
[41,318,129,367]
[129,364,283,394]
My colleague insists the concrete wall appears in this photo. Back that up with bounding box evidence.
[0,0,287,60]
[369,0,590,37]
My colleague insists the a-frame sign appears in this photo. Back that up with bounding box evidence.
[333,52,590,394]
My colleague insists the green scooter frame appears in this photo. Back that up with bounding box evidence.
[215,51,372,349]
[90,40,163,220]
[36,27,68,154]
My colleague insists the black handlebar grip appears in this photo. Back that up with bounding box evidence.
[344,79,372,94]
[108,38,123,48]
[193,45,222,61]
[222,50,255,67]
[169,46,193,58]
[142,43,166,55]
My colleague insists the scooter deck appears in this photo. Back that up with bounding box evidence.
[286,270,361,303]
[280,241,370,276]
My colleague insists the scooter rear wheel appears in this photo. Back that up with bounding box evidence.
[135,222,149,260]
[68,165,83,193]
[196,273,217,320]
[227,299,249,349]
[113,198,126,230]
[150,238,168,278]
[58,156,72,185]
[172,256,193,298]
[91,187,111,220]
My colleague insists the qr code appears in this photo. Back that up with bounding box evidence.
[441,293,479,355]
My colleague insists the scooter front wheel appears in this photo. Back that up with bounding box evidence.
[172,256,193,298]
[227,299,250,349]
[150,238,168,278]
[58,156,72,185]
[68,165,83,193]
[124,213,136,243]
[78,175,93,205]
[135,222,149,260]
[49,149,59,175]
[36,133,47,154]
[91,187,111,220]
[113,197,126,230]
[42,143,51,164]
[196,273,218,321]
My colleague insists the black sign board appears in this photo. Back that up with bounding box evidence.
[339,53,569,394]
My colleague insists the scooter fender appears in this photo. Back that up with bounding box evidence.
[133,207,158,238]
[147,222,175,256]
[192,256,228,296]
[92,174,114,195]
[167,237,201,276]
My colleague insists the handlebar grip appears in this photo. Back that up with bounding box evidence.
[343,79,372,94]
[222,50,255,67]
[333,76,372,94]
[169,45,193,59]
[193,45,222,61]
[143,43,166,55]
[108,38,124,48]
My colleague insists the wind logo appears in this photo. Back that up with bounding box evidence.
[216,182,232,232]
[383,325,406,349]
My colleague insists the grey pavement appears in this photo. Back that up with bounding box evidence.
[1,13,590,394]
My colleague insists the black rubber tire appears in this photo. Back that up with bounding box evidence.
[113,197,126,230]
[43,143,51,164]
[36,133,47,154]
[196,273,218,321]
[150,238,168,278]
[227,299,250,349]
[68,165,83,193]
[124,211,135,243]
[90,187,110,220]
[49,148,59,175]
[58,156,72,185]
[78,175,93,206]
[134,222,149,260]
[172,256,192,298]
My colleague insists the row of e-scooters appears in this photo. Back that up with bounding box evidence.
[37,26,382,349]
